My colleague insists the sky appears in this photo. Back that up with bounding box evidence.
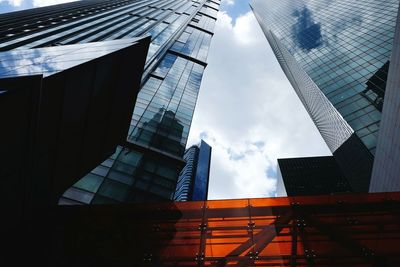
[0,0,75,12]
[0,0,332,199]
[186,0,331,199]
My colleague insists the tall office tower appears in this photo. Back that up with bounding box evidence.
[251,0,400,192]
[174,140,211,201]
[276,156,352,197]
[0,0,220,204]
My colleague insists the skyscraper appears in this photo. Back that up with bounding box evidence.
[251,0,400,191]
[174,139,212,201]
[276,156,352,196]
[370,3,400,192]
[0,0,220,204]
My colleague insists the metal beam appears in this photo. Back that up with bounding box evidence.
[291,224,298,267]
[211,211,293,267]
[298,226,315,267]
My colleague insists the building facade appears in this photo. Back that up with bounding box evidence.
[174,140,211,201]
[276,156,352,197]
[0,37,149,211]
[370,3,400,192]
[251,0,400,191]
[0,0,220,204]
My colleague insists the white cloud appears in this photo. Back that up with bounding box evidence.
[199,131,277,199]
[222,0,235,6]
[188,11,331,199]
[0,0,77,8]
[1,0,23,6]
[233,12,261,45]
[32,0,76,7]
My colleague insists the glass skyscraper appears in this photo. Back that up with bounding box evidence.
[174,140,211,201]
[0,0,220,204]
[251,0,400,191]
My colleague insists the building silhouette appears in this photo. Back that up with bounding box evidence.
[174,140,212,201]
[276,156,352,196]
[251,0,400,192]
[0,0,220,204]
[0,36,150,211]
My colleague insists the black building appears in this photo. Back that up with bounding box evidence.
[276,156,352,196]
[1,37,149,213]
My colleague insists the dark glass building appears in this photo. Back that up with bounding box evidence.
[0,37,150,211]
[0,0,220,204]
[276,156,352,196]
[174,139,212,201]
[251,0,400,191]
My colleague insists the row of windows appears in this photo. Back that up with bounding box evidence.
[0,0,132,40]
[190,13,216,33]
[128,52,204,155]
[63,146,181,203]
[171,25,212,62]
[0,0,159,50]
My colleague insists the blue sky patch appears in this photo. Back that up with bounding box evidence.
[266,165,276,178]
[292,7,323,51]
[0,1,34,14]
[221,0,251,22]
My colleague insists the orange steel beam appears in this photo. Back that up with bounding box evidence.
[209,211,293,267]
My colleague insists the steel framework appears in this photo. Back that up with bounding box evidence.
[41,192,400,266]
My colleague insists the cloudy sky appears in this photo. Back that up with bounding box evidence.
[0,0,331,199]
[187,0,331,199]
[0,0,75,12]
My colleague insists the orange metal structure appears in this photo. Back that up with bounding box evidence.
[49,192,400,266]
